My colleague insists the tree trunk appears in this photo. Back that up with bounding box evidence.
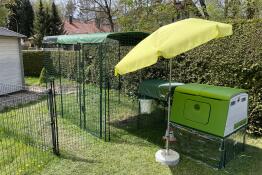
[246,1,255,19]
[199,0,209,19]
[104,0,114,32]
[108,14,114,32]
[224,0,229,18]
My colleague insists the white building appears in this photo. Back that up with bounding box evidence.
[0,27,26,95]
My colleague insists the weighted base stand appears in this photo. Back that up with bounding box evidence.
[155,149,180,166]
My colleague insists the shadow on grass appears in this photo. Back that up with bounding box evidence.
[59,151,98,163]
[168,143,262,175]
[111,108,262,175]
[110,108,167,147]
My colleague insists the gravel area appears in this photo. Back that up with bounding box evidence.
[0,85,77,111]
[0,89,45,111]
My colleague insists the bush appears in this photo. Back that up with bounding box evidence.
[39,67,47,84]
[22,51,45,76]
[22,51,75,78]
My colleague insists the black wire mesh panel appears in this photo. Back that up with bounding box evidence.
[170,123,246,169]
[44,48,90,157]
[81,43,104,138]
[0,84,53,175]
[102,39,140,141]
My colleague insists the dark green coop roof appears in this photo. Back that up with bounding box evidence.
[43,32,149,46]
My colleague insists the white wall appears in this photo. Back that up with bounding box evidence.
[0,36,23,95]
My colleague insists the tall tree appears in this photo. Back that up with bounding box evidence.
[65,0,76,18]
[0,0,15,27]
[6,0,19,32]
[45,6,51,35]
[20,0,34,37]
[34,0,46,47]
[199,0,209,18]
[78,0,116,32]
[49,1,64,35]
[6,0,34,36]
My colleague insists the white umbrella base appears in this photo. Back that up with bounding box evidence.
[155,149,180,166]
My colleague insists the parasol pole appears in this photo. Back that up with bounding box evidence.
[166,58,172,154]
[155,58,179,166]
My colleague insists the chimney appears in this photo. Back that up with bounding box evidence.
[69,15,73,24]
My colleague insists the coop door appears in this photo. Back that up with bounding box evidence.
[183,99,211,125]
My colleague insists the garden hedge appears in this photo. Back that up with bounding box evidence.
[22,51,75,77]
[22,19,262,136]
[22,51,45,76]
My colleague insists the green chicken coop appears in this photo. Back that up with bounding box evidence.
[171,83,248,137]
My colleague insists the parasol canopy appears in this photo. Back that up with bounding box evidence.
[115,18,233,76]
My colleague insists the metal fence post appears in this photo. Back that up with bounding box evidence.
[118,43,121,104]
[78,46,83,128]
[99,43,103,139]
[48,88,60,156]
[58,44,64,118]
[82,44,87,129]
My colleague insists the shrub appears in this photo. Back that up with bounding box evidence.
[22,51,45,76]
[22,51,75,78]
[39,67,47,84]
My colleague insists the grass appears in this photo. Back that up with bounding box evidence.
[25,76,41,86]
[0,98,54,174]
[42,86,262,175]
[1,84,262,175]
[24,76,74,87]
[41,113,262,175]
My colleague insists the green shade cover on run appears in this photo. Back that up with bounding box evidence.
[43,32,149,46]
[138,79,184,101]
[175,83,247,100]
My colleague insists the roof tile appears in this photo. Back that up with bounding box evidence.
[64,20,111,34]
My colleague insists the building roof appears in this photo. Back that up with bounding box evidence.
[0,27,26,38]
[64,20,111,34]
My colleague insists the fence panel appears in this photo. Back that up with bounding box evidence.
[0,84,53,175]
[45,48,90,156]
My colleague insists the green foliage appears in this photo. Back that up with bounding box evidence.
[34,1,64,47]
[25,76,41,86]
[117,3,177,32]
[22,50,76,77]
[6,0,34,36]
[49,2,64,35]
[20,0,34,37]
[34,0,46,47]
[39,67,47,84]
[22,51,45,76]
[0,5,9,26]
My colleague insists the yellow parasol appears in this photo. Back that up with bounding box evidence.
[115,18,232,76]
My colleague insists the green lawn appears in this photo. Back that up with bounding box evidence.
[1,84,262,175]
[0,99,54,174]
[25,76,41,86]
[41,116,262,175]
